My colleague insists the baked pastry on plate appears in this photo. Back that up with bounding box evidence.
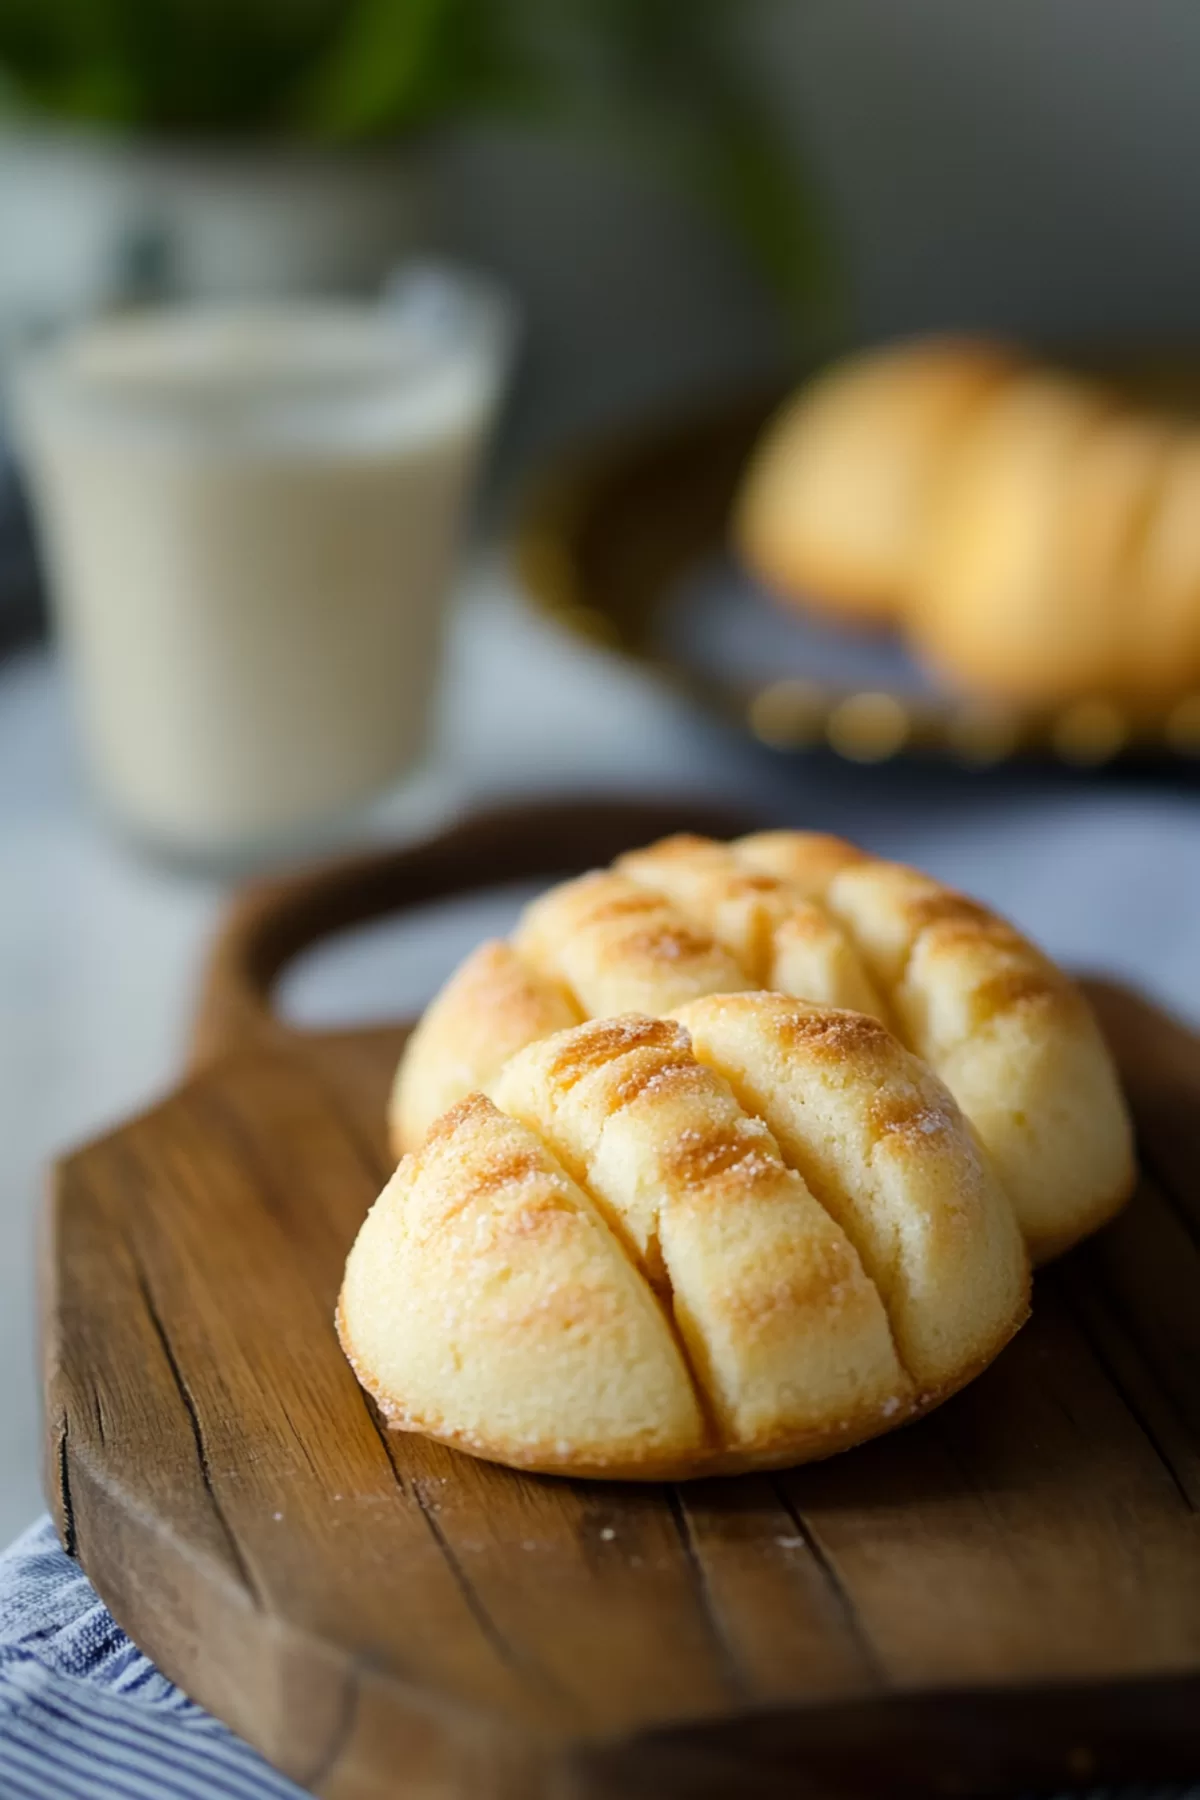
[341,1000,1029,1479]
[735,334,1200,708]
[344,831,1131,1480]
[391,832,1135,1264]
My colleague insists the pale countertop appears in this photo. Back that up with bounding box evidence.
[3,552,1200,1544]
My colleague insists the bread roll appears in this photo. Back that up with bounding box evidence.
[736,338,1200,709]
[734,337,1018,625]
[1123,429,1200,700]
[344,1006,1028,1479]
[910,376,1169,704]
[390,832,1135,1263]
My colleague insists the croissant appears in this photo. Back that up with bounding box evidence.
[391,832,1134,1264]
[736,336,1200,708]
[341,1001,1029,1479]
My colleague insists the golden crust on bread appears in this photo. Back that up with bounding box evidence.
[392,939,580,1156]
[673,992,1028,1388]
[735,833,1135,1260]
[734,336,1019,625]
[339,1091,708,1478]
[492,1014,913,1454]
[617,836,888,1024]
[345,1005,1028,1479]
[515,869,756,1020]
[391,832,1134,1262]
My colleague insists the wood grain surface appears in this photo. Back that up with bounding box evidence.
[41,800,1200,1800]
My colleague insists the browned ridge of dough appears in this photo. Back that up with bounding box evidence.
[344,1000,1030,1480]
[391,831,1135,1263]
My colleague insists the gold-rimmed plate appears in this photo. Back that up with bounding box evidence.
[514,387,1200,772]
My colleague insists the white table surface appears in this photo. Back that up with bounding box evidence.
[3,552,1200,1544]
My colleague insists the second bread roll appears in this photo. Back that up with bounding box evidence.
[735,335,1200,710]
[734,336,1018,626]
[909,376,1172,705]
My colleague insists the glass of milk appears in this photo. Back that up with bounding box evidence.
[11,270,511,864]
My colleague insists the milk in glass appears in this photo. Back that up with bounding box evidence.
[14,295,505,860]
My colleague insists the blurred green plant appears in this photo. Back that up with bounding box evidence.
[0,0,842,335]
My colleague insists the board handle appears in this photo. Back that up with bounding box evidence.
[189,794,759,1069]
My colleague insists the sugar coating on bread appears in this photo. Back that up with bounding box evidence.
[734,336,1019,624]
[673,993,1027,1389]
[392,940,580,1157]
[346,1005,1028,1479]
[391,832,1134,1262]
[515,869,756,1019]
[737,833,1134,1259]
[491,1015,909,1446]
[339,1092,707,1476]
[618,835,887,1023]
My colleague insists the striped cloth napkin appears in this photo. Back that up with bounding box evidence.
[0,1518,306,1799]
[0,1515,1194,1800]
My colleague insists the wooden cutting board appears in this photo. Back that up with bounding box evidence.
[42,798,1200,1800]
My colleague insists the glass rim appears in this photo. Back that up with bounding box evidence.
[9,272,515,450]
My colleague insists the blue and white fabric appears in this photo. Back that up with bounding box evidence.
[0,1517,307,1799]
